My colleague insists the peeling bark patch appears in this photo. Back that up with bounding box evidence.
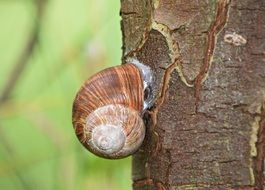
[153,0,216,32]
[247,95,265,188]
[253,107,265,189]
[194,0,230,108]
[152,21,193,87]
[250,116,261,158]
[224,32,247,46]
[154,1,219,82]
[153,0,160,9]
[152,22,180,63]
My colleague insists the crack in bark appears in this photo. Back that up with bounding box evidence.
[123,28,152,62]
[149,62,176,128]
[175,184,257,189]
[148,20,194,129]
[122,0,154,60]
[120,11,138,16]
[253,106,265,190]
[133,178,167,190]
[140,63,176,190]
[144,62,176,165]
[165,149,172,190]
[194,0,231,109]
[234,185,255,189]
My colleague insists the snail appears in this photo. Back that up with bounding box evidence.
[72,58,154,159]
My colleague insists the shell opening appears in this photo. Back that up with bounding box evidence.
[127,58,155,110]
[91,124,126,154]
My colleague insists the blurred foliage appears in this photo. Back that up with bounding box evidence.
[0,0,132,190]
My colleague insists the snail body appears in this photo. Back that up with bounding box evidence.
[72,60,154,159]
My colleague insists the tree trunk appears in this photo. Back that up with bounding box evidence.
[120,0,265,189]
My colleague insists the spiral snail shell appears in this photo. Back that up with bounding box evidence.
[72,59,154,159]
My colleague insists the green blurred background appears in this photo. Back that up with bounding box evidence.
[0,0,132,189]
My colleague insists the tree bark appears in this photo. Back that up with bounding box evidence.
[120,0,265,189]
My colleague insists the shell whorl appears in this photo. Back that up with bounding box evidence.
[92,124,126,154]
[85,104,145,158]
[72,63,147,159]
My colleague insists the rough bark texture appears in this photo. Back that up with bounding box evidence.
[121,0,265,189]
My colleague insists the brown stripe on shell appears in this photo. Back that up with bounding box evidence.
[72,64,144,147]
